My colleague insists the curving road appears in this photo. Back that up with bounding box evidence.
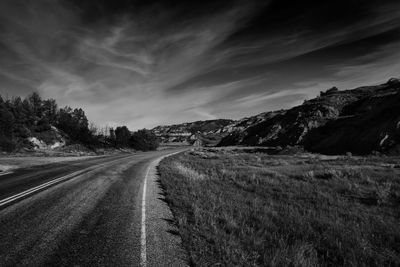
[0,148,188,266]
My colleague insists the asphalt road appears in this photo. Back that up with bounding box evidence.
[0,148,188,266]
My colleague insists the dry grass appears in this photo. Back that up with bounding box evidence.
[158,149,400,266]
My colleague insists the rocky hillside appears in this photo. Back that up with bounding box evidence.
[152,119,233,145]
[219,78,400,155]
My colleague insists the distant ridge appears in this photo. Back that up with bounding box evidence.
[153,77,400,155]
[152,119,233,146]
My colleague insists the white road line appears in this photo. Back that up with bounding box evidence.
[140,150,183,267]
[0,171,13,177]
[140,164,151,267]
[0,168,90,207]
[0,156,130,208]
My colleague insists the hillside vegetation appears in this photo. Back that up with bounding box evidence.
[159,149,400,266]
[0,93,158,153]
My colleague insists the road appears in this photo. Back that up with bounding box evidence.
[0,148,188,266]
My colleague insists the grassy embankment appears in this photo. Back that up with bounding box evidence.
[158,149,400,266]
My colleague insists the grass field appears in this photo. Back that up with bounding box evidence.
[158,149,400,266]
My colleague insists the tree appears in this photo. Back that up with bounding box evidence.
[8,97,29,138]
[129,129,159,151]
[115,126,131,147]
[21,98,34,126]
[89,122,99,136]
[10,97,24,123]
[28,92,42,118]
[109,127,116,140]
[0,104,14,137]
[0,101,15,151]
[57,106,92,144]
[42,99,58,124]
[107,127,116,147]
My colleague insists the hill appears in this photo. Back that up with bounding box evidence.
[152,119,233,145]
[0,92,159,153]
[153,77,400,155]
[0,92,104,153]
[219,78,400,155]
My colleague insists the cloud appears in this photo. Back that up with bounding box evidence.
[235,90,308,107]
[0,0,399,129]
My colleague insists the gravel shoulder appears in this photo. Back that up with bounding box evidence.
[145,154,189,267]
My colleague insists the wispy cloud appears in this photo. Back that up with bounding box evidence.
[0,0,399,129]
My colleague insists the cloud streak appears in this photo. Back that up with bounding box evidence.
[0,0,399,129]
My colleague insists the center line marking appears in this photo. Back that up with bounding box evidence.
[0,156,131,208]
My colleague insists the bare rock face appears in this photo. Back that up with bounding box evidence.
[218,77,400,155]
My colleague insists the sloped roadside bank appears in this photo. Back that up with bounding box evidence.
[158,149,400,266]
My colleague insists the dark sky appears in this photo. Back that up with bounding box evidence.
[0,0,399,129]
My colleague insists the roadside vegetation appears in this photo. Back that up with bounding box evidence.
[0,92,158,152]
[159,149,400,266]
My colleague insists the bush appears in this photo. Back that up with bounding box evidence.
[35,118,51,132]
[13,125,31,138]
[0,135,15,152]
[129,129,159,151]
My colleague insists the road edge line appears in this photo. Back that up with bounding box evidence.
[140,165,150,267]
[140,150,183,267]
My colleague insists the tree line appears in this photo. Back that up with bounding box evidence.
[0,92,158,152]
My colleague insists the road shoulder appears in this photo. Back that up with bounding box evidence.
[144,154,188,267]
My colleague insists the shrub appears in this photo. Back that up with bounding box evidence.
[35,118,51,132]
[0,135,15,152]
[129,129,159,151]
